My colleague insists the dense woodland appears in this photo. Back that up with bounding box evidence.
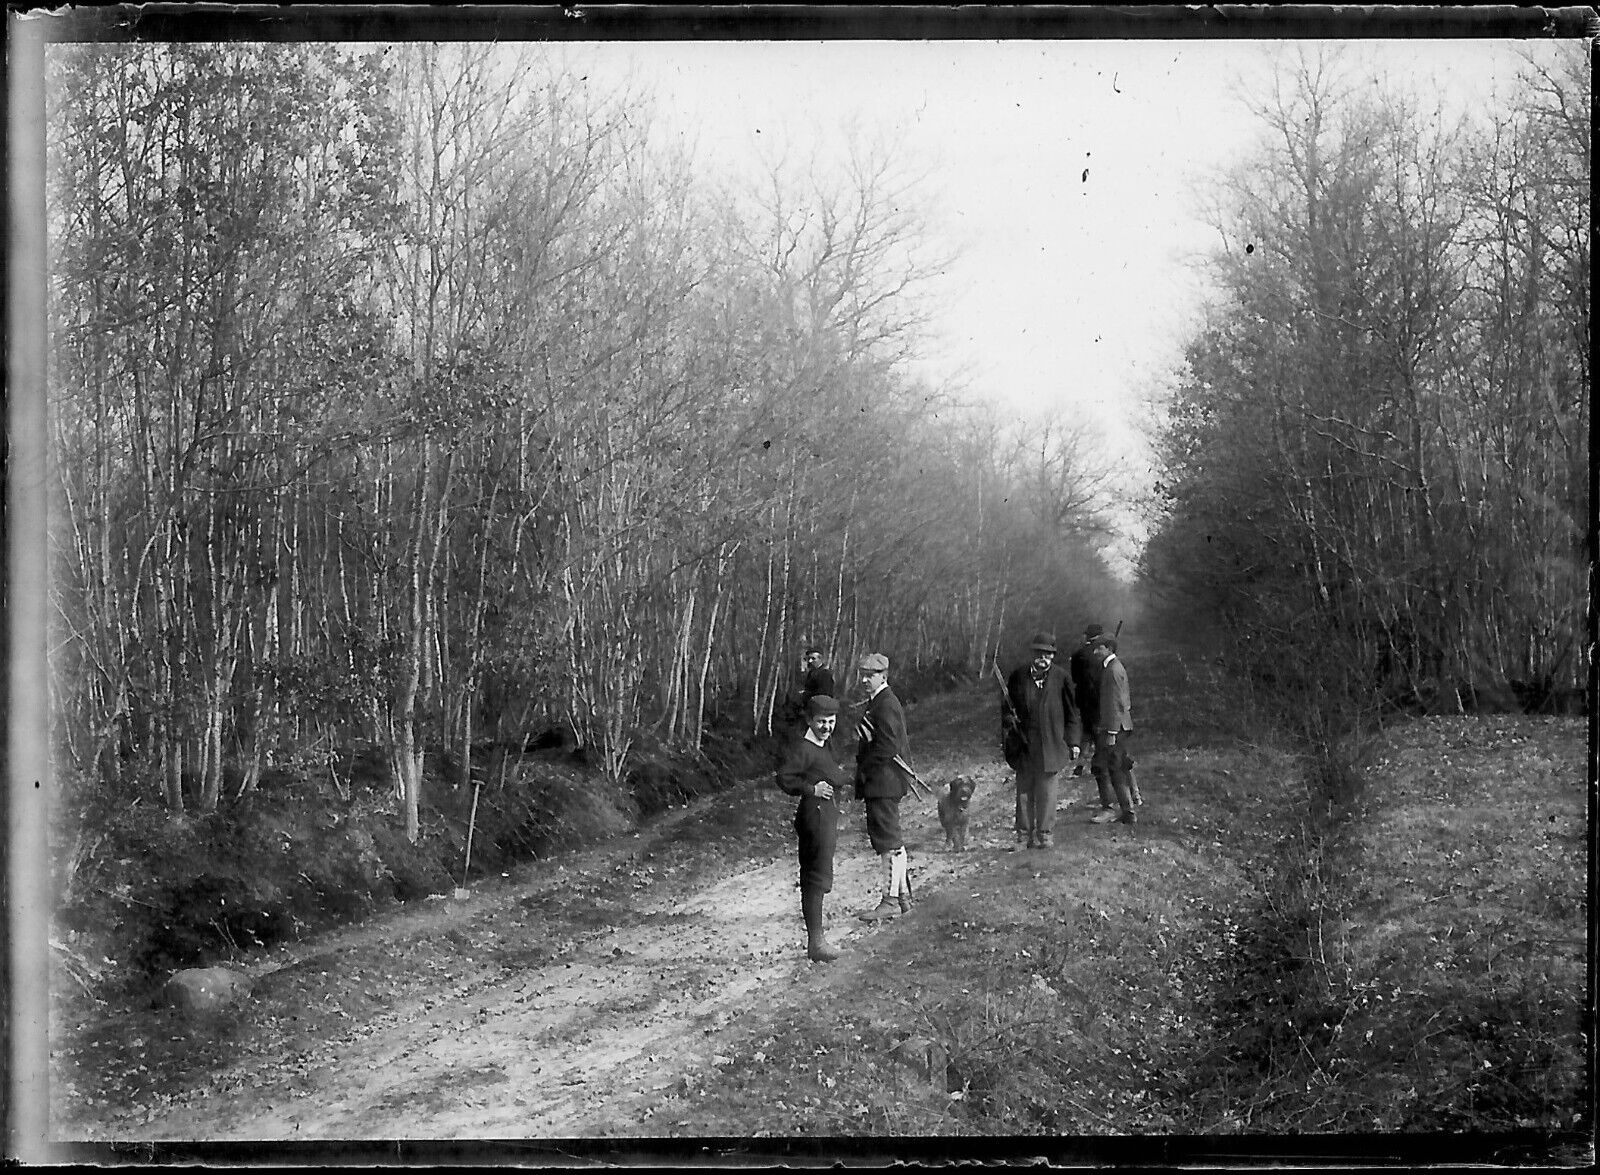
[1141,47,1590,735]
[45,40,1588,902]
[46,42,1123,845]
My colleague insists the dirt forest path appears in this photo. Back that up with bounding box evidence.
[56,637,1264,1146]
[59,723,1025,1142]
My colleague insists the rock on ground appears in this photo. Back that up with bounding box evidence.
[162,967,253,1017]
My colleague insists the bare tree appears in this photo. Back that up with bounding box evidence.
[1146,43,1589,718]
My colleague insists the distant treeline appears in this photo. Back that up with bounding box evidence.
[1144,46,1590,733]
[47,43,1120,836]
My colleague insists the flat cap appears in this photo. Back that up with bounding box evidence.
[858,652,889,672]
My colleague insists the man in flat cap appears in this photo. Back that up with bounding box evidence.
[851,652,914,921]
[775,694,850,962]
[1002,631,1083,849]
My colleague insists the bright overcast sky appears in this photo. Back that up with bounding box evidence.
[555,36,1566,568]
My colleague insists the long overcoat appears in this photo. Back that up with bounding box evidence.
[1067,641,1101,731]
[1003,662,1084,776]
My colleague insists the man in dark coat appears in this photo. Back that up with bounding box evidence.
[852,652,913,921]
[784,647,837,737]
[1003,632,1083,849]
[775,694,850,962]
[801,647,835,706]
[1068,627,1107,781]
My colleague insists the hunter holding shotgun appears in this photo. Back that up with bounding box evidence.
[1000,632,1083,850]
[851,652,916,921]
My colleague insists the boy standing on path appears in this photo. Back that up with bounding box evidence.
[852,653,914,921]
[1002,632,1083,849]
[774,694,849,963]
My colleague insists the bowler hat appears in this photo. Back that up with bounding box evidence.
[1084,623,1104,639]
[859,652,889,672]
[1029,632,1057,653]
[806,694,839,717]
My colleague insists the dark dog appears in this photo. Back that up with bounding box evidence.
[937,774,979,852]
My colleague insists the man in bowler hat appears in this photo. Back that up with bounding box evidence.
[1002,632,1083,849]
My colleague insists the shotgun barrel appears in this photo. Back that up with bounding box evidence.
[891,754,936,799]
[992,662,1022,728]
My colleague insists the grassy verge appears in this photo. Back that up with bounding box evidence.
[1176,713,1588,1150]
[1276,716,1581,1133]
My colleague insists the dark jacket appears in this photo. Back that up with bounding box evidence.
[776,732,847,892]
[1003,662,1083,775]
[1067,642,1100,729]
[775,733,850,799]
[853,685,909,799]
[802,663,836,705]
[785,663,838,728]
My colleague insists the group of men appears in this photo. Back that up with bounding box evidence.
[1003,623,1138,849]
[772,628,1137,964]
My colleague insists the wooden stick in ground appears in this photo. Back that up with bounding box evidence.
[460,780,482,891]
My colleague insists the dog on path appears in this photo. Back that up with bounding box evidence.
[937,774,979,852]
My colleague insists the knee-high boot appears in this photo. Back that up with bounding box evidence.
[801,885,840,962]
[1113,778,1137,823]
